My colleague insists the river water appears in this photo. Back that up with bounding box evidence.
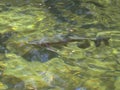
[0,0,120,90]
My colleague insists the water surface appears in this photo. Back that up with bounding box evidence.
[0,0,120,90]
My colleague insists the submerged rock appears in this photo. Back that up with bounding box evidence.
[1,75,25,90]
[0,31,14,45]
[93,36,110,47]
[22,48,58,62]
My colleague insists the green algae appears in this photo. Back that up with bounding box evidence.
[0,0,120,90]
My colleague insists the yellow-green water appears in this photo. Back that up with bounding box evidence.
[0,0,120,90]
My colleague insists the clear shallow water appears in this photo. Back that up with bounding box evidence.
[0,0,120,90]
